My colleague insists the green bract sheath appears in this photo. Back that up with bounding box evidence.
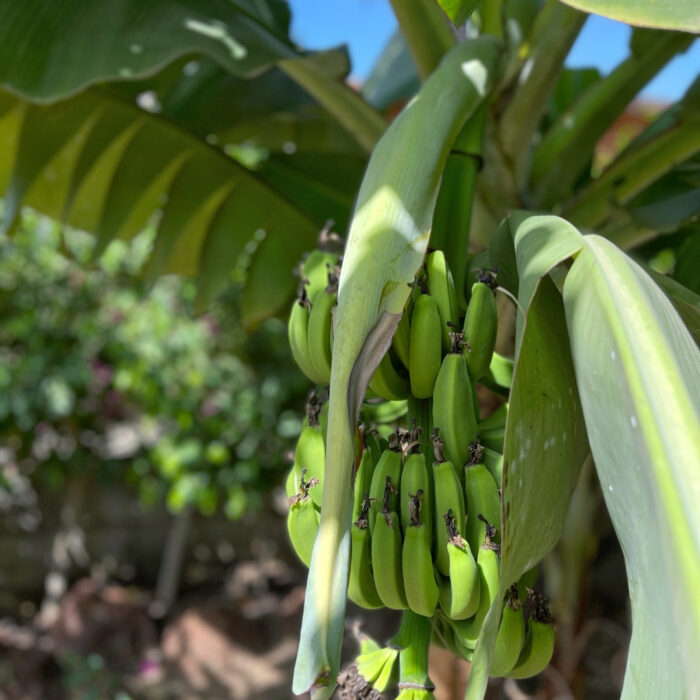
[292,37,500,697]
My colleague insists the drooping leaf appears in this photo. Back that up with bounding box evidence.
[467,214,589,698]
[0,85,333,325]
[556,0,700,33]
[293,37,502,698]
[563,235,700,698]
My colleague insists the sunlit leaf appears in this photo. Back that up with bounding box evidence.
[563,235,700,697]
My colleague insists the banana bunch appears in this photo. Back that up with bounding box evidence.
[286,237,557,691]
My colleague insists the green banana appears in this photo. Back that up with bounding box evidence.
[438,509,479,620]
[432,332,478,469]
[508,590,555,679]
[464,445,501,555]
[425,250,459,352]
[298,236,340,295]
[371,508,408,610]
[478,425,505,452]
[449,519,500,649]
[368,350,411,400]
[287,470,321,567]
[353,434,376,522]
[392,298,412,370]
[490,585,526,678]
[481,445,504,485]
[402,491,439,617]
[307,281,337,385]
[288,292,325,384]
[294,402,326,509]
[348,495,384,610]
[368,433,403,533]
[361,400,408,426]
[477,402,508,432]
[463,272,498,381]
[356,645,400,692]
[431,430,467,576]
[409,293,443,399]
[400,426,433,537]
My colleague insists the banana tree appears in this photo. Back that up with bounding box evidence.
[0,0,699,698]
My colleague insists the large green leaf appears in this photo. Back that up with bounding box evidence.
[556,0,700,33]
[0,0,296,101]
[0,85,337,326]
[293,38,501,698]
[0,0,385,154]
[563,235,700,698]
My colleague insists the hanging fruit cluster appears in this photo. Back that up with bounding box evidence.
[285,236,554,695]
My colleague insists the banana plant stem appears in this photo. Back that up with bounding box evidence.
[396,610,434,689]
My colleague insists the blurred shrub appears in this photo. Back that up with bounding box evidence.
[0,208,308,519]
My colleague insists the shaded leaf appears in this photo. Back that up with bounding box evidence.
[0,85,330,325]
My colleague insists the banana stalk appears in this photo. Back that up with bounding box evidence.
[293,38,501,698]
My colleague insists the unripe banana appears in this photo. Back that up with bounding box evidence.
[371,508,408,610]
[307,284,336,384]
[294,403,326,509]
[392,299,412,370]
[287,470,321,567]
[425,250,459,351]
[490,585,526,678]
[438,509,479,620]
[431,431,467,576]
[481,445,504,485]
[368,433,403,533]
[507,590,555,679]
[478,425,505,452]
[299,237,340,298]
[353,433,376,522]
[348,496,384,609]
[362,427,386,465]
[400,427,433,537]
[288,293,325,384]
[432,332,478,469]
[409,293,443,399]
[464,444,501,555]
[477,402,508,432]
[463,272,498,381]
[356,645,400,692]
[402,491,439,617]
[368,350,411,401]
[449,520,500,649]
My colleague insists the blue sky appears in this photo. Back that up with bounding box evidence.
[288,0,699,102]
